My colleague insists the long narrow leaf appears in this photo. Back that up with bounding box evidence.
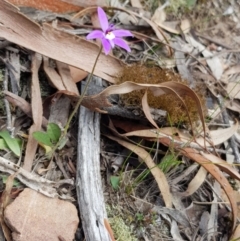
[105,135,172,208]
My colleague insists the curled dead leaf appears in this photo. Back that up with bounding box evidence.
[105,135,172,208]
[85,81,205,141]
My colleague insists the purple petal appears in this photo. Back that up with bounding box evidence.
[109,39,115,48]
[113,38,131,52]
[112,29,133,37]
[86,30,104,40]
[101,38,112,55]
[98,7,109,33]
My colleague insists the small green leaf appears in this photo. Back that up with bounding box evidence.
[47,123,61,143]
[33,131,52,147]
[110,176,120,190]
[0,131,21,157]
[0,138,9,150]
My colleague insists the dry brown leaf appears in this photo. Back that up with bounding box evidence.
[180,147,237,232]
[226,100,240,114]
[4,90,31,116]
[128,10,171,54]
[56,61,79,95]
[61,0,106,7]
[8,0,82,13]
[123,125,240,184]
[196,121,238,146]
[130,0,143,8]
[223,64,240,76]
[151,5,166,25]
[0,1,122,83]
[142,91,159,129]
[185,35,223,80]
[123,127,179,138]
[85,81,205,139]
[180,19,191,34]
[69,66,88,83]
[23,53,42,171]
[226,82,240,99]
[155,21,180,34]
[231,224,240,240]
[43,57,80,94]
[200,152,240,181]
[43,57,66,90]
[152,13,191,34]
[3,90,48,127]
[180,166,207,197]
[123,121,238,149]
[158,136,237,232]
[106,135,172,208]
[73,7,138,26]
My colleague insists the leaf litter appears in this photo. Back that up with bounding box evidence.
[0,0,240,240]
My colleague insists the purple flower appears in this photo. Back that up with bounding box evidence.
[86,7,133,55]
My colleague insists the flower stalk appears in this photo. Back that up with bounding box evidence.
[63,45,103,136]
[51,7,132,154]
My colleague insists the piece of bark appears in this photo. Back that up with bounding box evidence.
[0,0,122,84]
[7,0,82,13]
[77,77,111,241]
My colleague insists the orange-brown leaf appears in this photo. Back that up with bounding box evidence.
[8,0,82,13]
[182,147,237,232]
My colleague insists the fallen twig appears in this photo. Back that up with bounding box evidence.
[0,156,74,200]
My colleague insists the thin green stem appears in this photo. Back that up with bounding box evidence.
[49,46,103,157]
[63,45,103,136]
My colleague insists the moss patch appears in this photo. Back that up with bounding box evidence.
[106,205,137,241]
[117,64,206,124]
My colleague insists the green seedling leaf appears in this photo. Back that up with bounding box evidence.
[0,131,21,157]
[0,138,9,150]
[136,213,144,222]
[33,131,52,147]
[110,176,120,190]
[47,123,61,143]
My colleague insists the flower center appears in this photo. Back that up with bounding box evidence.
[105,31,115,40]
